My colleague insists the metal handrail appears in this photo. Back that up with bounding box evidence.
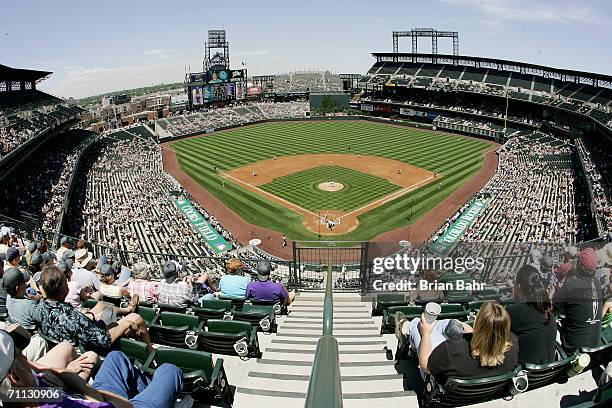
[304,264,343,408]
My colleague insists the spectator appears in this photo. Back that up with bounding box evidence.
[219,258,251,299]
[2,267,41,331]
[37,265,151,351]
[507,265,556,364]
[245,260,295,304]
[55,236,72,261]
[25,241,40,267]
[4,247,21,271]
[127,262,159,302]
[395,309,472,378]
[418,302,519,382]
[0,329,182,407]
[99,264,130,298]
[158,260,208,306]
[0,322,98,381]
[554,248,603,353]
[70,248,101,297]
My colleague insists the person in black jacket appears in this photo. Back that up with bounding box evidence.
[507,264,557,364]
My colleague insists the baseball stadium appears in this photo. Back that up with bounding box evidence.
[0,2,611,408]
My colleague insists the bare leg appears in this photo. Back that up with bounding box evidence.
[122,313,153,352]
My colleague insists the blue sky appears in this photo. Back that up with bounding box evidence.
[2,0,611,98]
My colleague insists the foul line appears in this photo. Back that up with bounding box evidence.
[337,175,436,221]
[220,172,322,219]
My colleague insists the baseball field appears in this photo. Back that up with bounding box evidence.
[169,120,493,241]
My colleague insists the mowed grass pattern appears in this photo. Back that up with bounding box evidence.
[172,121,491,240]
[260,166,401,212]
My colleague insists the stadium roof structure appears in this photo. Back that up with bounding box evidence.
[372,53,612,89]
[0,63,52,83]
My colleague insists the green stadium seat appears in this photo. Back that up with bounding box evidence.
[198,319,261,358]
[148,312,205,349]
[439,303,467,321]
[422,367,521,407]
[102,295,128,307]
[82,299,98,309]
[381,305,423,334]
[250,299,288,315]
[232,304,277,333]
[580,341,612,372]
[188,299,232,321]
[143,347,233,405]
[137,306,159,326]
[157,303,188,314]
[372,293,408,316]
[523,350,577,390]
[474,289,499,301]
[113,338,154,371]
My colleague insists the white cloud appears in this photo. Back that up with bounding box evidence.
[142,48,177,60]
[232,49,269,57]
[440,0,600,24]
[39,61,185,99]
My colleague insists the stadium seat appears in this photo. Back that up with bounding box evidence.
[157,303,188,314]
[372,294,407,316]
[381,305,423,334]
[142,347,233,406]
[580,341,612,372]
[198,319,261,358]
[422,367,522,407]
[137,306,159,326]
[102,295,129,308]
[523,349,577,391]
[232,304,277,333]
[250,299,288,315]
[439,303,467,321]
[474,289,499,301]
[188,299,232,321]
[113,338,154,371]
[82,299,98,309]
[148,312,205,349]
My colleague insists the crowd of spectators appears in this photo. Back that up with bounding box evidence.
[461,133,582,243]
[273,71,342,93]
[576,138,612,235]
[365,61,612,130]
[64,136,241,275]
[0,99,83,159]
[157,101,309,138]
[0,129,96,233]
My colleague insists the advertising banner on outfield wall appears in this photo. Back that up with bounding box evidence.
[174,197,231,254]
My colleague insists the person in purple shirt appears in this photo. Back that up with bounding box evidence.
[245,261,295,305]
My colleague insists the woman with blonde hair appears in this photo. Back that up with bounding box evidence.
[418,301,519,382]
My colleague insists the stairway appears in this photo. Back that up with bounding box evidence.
[233,292,417,407]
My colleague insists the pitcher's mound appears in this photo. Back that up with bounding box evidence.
[318,181,344,192]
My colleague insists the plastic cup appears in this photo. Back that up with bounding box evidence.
[424,302,441,323]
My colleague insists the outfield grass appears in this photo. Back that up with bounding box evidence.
[172,120,491,241]
[260,166,401,212]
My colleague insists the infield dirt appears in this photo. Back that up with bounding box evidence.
[221,153,435,234]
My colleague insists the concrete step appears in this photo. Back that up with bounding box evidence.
[243,360,399,376]
[261,350,387,362]
[271,338,387,346]
[238,376,405,394]
[274,332,381,339]
[233,388,416,407]
[264,344,386,352]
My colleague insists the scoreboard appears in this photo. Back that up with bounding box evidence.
[186,67,247,108]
